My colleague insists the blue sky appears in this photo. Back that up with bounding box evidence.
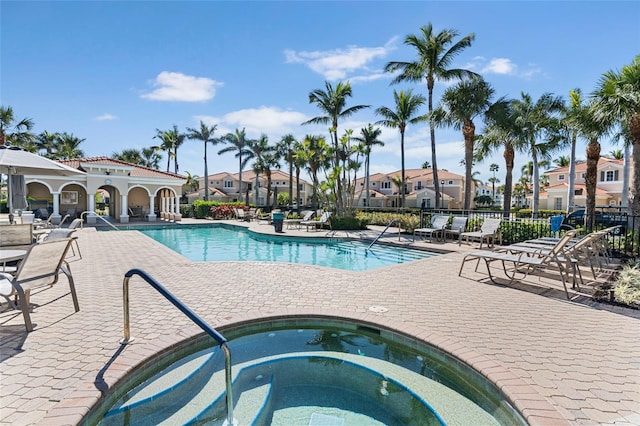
[2,1,639,186]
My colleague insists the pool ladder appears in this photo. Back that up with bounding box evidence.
[366,219,398,251]
[120,268,234,425]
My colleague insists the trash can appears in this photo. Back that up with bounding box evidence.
[273,212,284,233]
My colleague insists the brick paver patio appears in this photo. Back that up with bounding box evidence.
[1,220,639,425]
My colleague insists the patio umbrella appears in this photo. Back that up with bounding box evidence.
[9,174,27,211]
[0,145,85,213]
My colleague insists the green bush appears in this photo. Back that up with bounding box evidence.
[612,259,640,308]
[180,204,193,218]
[355,211,421,232]
[515,209,564,219]
[330,215,368,230]
[192,200,248,219]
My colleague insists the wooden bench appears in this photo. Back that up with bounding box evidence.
[0,224,35,249]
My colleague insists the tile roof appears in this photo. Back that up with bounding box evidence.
[59,157,185,179]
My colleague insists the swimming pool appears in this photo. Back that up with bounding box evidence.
[94,318,526,425]
[138,224,437,271]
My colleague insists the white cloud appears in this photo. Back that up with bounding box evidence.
[284,37,397,81]
[95,113,117,121]
[141,71,222,102]
[196,107,309,140]
[482,58,517,75]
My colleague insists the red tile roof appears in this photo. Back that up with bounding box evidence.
[58,157,185,179]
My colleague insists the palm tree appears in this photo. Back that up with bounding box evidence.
[489,163,499,203]
[303,80,370,214]
[276,134,297,208]
[183,171,199,195]
[259,151,281,207]
[54,132,85,159]
[512,92,564,217]
[560,88,587,213]
[0,106,34,147]
[299,135,329,210]
[422,160,431,169]
[186,121,218,201]
[375,89,426,209]
[141,147,161,169]
[219,128,254,204]
[112,148,143,165]
[35,130,58,157]
[593,56,640,216]
[475,99,526,216]
[153,128,176,173]
[385,23,478,209]
[432,77,496,210]
[554,155,571,167]
[247,134,272,205]
[609,149,624,160]
[352,124,384,208]
[293,140,307,212]
[169,125,185,174]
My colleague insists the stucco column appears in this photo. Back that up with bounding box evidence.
[120,194,129,223]
[87,193,97,224]
[173,196,182,221]
[51,192,62,224]
[147,195,156,222]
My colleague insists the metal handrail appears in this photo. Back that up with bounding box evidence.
[120,268,234,425]
[366,219,398,251]
[80,210,120,231]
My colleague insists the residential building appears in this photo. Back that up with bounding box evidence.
[354,168,466,209]
[192,170,312,207]
[535,158,629,210]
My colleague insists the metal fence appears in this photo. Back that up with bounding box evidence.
[419,208,640,259]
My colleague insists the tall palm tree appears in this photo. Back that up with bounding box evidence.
[303,80,370,215]
[276,134,297,208]
[54,132,85,159]
[299,135,329,210]
[153,128,176,173]
[141,147,161,169]
[186,121,218,201]
[609,149,624,160]
[293,140,307,212]
[258,151,281,207]
[219,128,254,204]
[0,106,34,147]
[375,89,426,209]
[352,124,384,208]
[385,23,478,209]
[561,88,587,213]
[183,171,199,195]
[475,99,525,216]
[247,134,272,205]
[489,163,499,203]
[432,77,496,209]
[554,155,571,167]
[593,55,640,216]
[169,125,185,174]
[512,92,564,217]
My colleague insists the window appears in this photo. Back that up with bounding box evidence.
[372,182,376,187]
[224,180,234,188]
[448,180,453,185]
[258,197,265,205]
[581,173,586,179]
[381,181,391,189]
[601,170,619,182]
[558,174,565,181]
[298,183,304,191]
[554,197,562,210]
[247,183,252,191]
[360,182,364,186]
[417,181,423,190]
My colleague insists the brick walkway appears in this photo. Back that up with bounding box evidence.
[1,220,639,425]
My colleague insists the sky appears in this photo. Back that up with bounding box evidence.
[2,1,639,187]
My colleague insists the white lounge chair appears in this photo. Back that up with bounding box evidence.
[413,215,449,242]
[445,216,468,241]
[459,217,502,248]
[302,211,332,231]
[459,229,579,299]
[0,238,79,331]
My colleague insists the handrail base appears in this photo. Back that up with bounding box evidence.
[119,337,135,345]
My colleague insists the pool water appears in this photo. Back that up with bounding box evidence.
[139,225,436,271]
[96,320,526,425]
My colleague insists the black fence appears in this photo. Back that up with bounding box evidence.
[419,208,640,259]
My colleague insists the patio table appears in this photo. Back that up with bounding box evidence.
[0,249,27,274]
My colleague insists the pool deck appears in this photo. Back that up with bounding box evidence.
[1,218,639,425]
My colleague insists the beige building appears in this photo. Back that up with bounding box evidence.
[536,158,628,210]
[25,157,185,224]
[192,169,313,206]
[354,168,465,209]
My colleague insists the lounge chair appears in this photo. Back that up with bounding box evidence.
[413,215,449,242]
[459,217,502,248]
[445,216,468,241]
[284,210,314,229]
[458,229,579,299]
[0,238,80,331]
[302,211,332,231]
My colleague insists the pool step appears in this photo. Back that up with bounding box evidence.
[333,242,431,263]
[100,351,500,426]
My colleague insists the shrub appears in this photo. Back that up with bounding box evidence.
[330,215,368,230]
[210,205,236,220]
[192,200,248,219]
[612,259,640,308]
[180,204,193,218]
[355,211,420,232]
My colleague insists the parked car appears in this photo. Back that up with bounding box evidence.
[562,209,627,234]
